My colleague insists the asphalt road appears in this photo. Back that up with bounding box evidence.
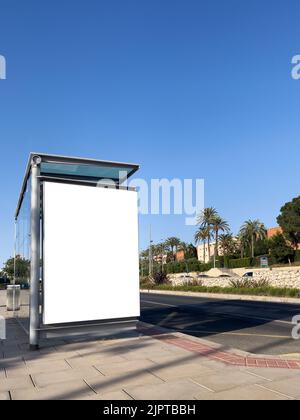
[140,292,300,356]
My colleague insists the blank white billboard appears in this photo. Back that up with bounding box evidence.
[43,182,140,325]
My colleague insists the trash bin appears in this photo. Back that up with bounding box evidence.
[6,285,21,311]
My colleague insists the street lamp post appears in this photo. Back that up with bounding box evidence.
[160,239,165,273]
[149,225,153,278]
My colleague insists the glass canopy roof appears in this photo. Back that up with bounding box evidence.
[16,153,139,219]
[40,162,137,181]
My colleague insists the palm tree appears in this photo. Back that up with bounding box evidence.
[196,207,218,261]
[237,233,248,258]
[194,226,211,262]
[177,242,187,252]
[186,243,198,259]
[151,242,167,270]
[151,244,161,259]
[212,216,230,257]
[239,220,267,258]
[139,249,149,276]
[165,237,181,261]
[219,233,235,256]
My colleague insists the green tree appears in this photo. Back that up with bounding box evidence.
[219,233,236,256]
[165,237,181,261]
[254,238,270,256]
[151,243,163,258]
[177,242,198,260]
[177,241,187,252]
[239,220,267,258]
[269,233,295,264]
[3,255,30,282]
[212,216,230,257]
[196,207,218,260]
[194,226,211,262]
[277,196,300,251]
[185,243,198,260]
[237,233,248,258]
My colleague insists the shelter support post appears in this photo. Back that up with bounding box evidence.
[29,156,41,350]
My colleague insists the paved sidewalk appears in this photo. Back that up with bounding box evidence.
[0,293,300,400]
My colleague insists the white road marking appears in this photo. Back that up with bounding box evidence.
[157,311,178,327]
[177,329,291,339]
[141,299,176,308]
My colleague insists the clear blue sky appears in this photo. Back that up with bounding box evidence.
[0,0,300,265]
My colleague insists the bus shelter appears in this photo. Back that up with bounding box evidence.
[15,153,140,349]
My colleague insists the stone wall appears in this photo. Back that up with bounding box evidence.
[169,273,233,287]
[168,269,300,289]
[253,269,300,289]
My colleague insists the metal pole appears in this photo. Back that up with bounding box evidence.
[161,239,164,273]
[13,220,17,312]
[149,225,153,277]
[29,156,41,350]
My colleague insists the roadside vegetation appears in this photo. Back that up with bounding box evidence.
[139,196,300,299]
[140,282,300,299]
[140,196,300,276]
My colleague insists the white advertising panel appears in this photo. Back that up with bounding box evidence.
[43,182,140,325]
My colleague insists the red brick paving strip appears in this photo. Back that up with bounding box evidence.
[138,326,300,370]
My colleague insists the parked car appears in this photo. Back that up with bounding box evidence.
[180,274,193,279]
[243,272,254,278]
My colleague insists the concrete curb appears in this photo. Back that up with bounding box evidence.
[141,289,300,305]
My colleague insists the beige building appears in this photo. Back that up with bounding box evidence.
[197,242,223,263]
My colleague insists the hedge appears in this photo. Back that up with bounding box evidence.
[165,260,213,274]
[228,257,253,269]
[140,284,300,298]
[140,260,213,275]
[141,252,300,275]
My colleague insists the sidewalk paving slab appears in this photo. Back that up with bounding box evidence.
[31,366,103,388]
[66,355,128,369]
[0,375,34,393]
[260,377,300,399]
[122,348,192,362]
[22,359,72,374]
[85,371,165,394]
[93,359,157,376]
[82,390,134,400]
[245,367,300,382]
[190,370,268,393]
[0,391,10,400]
[147,362,215,381]
[23,349,81,362]
[123,379,211,400]
[11,379,96,400]
[195,384,293,400]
